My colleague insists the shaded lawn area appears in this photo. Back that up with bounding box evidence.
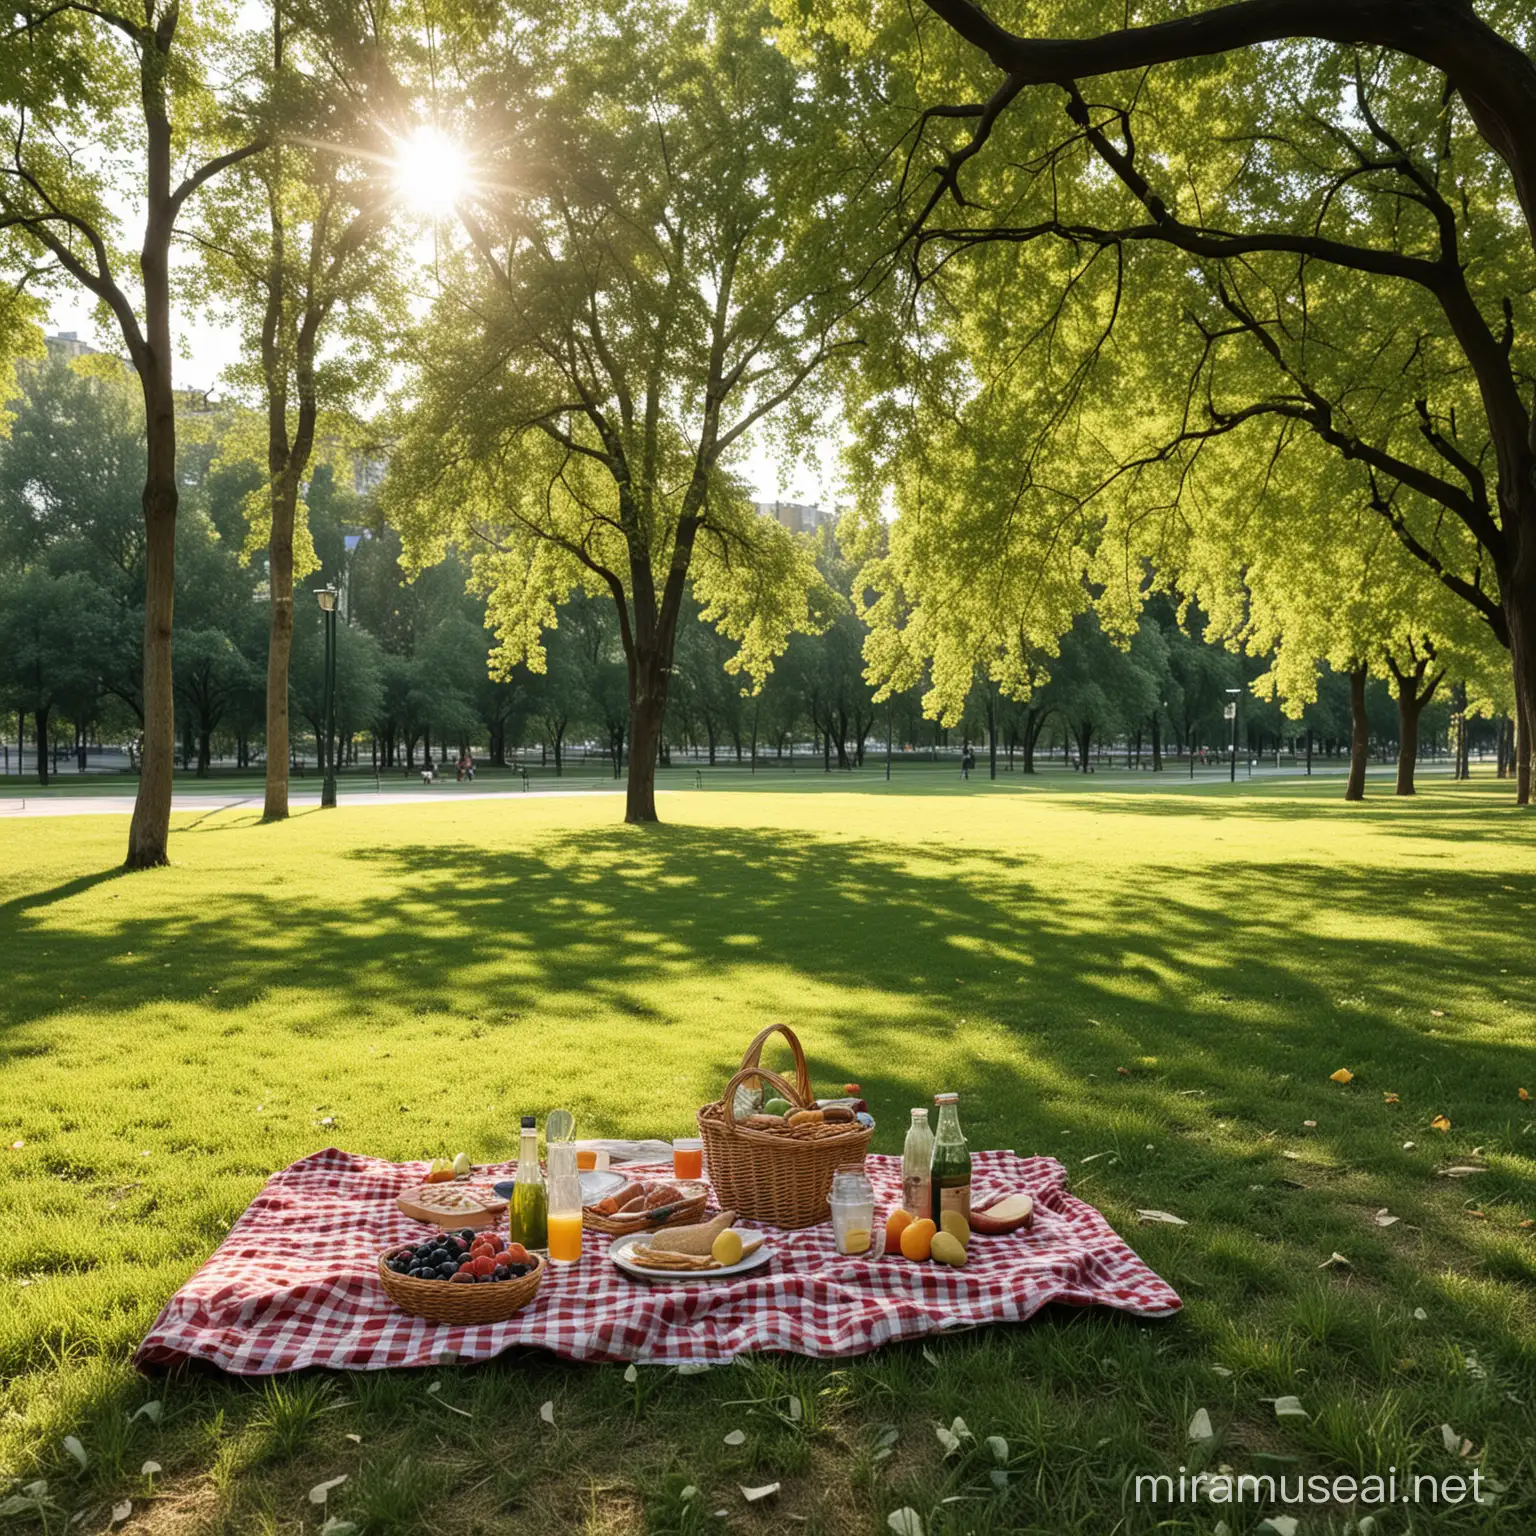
[1,779,1534,1533]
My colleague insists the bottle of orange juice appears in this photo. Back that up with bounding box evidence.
[547,1142,583,1263]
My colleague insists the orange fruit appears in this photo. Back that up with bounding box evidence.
[884,1208,914,1250]
[899,1218,937,1262]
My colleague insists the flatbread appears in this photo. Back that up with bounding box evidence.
[397,1182,508,1228]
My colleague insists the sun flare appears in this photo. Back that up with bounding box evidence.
[391,127,468,217]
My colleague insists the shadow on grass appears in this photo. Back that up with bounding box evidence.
[2,819,1530,1118]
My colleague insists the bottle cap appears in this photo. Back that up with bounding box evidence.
[934,1092,958,1103]
[910,1106,929,1119]
[521,1114,535,1129]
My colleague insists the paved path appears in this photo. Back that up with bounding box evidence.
[0,784,628,817]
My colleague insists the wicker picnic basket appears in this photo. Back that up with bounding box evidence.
[697,1024,872,1229]
[377,1250,544,1324]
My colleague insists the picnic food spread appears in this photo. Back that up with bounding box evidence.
[134,1024,1183,1373]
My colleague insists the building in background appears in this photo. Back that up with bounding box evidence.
[754,500,834,535]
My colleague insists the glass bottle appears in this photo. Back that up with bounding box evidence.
[929,1093,971,1224]
[902,1108,934,1218]
[547,1142,582,1263]
[509,1114,548,1250]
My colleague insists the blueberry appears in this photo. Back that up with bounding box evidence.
[492,1265,510,1281]
[437,1262,457,1278]
[457,1228,476,1242]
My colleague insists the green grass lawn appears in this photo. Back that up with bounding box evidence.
[2,779,1534,1533]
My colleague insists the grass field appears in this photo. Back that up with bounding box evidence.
[2,777,1534,1533]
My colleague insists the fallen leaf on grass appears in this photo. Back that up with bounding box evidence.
[1318,1252,1351,1270]
[723,1430,746,1446]
[887,1512,926,1536]
[1403,1141,1417,1150]
[1467,1209,1488,1220]
[344,1433,361,1445]
[61,1436,87,1471]
[1330,1068,1354,1084]
[1441,1424,1475,1457]
[986,1435,1009,1464]
[1211,1365,1233,1378]
[1384,1093,1400,1105]
[740,1483,779,1503]
[1437,1166,1488,1178]
[1374,1210,1400,1227]
[1413,1307,1429,1321]
[1430,1115,1452,1133]
[320,1521,358,1536]
[1302,1120,1317,1129]
[111,1501,131,1525]
[1257,1518,1300,1536]
[308,1475,347,1506]
[1273,1396,1309,1421]
[538,1401,555,1425]
[623,1364,638,1383]
[130,1401,161,1424]
[1188,1408,1214,1442]
[1520,1088,1530,1101]
[9,1140,22,1150]
[1137,1209,1188,1226]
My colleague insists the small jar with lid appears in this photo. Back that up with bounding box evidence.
[828,1165,876,1256]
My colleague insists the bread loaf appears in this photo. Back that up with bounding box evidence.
[648,1211,736,1255]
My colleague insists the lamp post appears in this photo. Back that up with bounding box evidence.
[316,586,338,808]
[1224,686,1241,783]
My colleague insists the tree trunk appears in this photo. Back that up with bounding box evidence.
[126,424,177,867]
[1395,694,1422,795]
[1345,665,1368,802]
[35,704,49,786]
[1519,693,1532,805]
[198,727,212,778]
[626,686,665,822]
[1151,713,1162,770]
[263,478,297,819]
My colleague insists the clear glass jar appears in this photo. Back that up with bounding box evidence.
[828,1167,875,1256]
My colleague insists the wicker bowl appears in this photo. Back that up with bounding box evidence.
[377,1249,545,1324]
[698,1025,873,1230]
[583,1182,711,1236]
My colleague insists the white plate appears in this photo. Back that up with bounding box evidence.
[608,1231,773,1283]
[493,1170,626,1205]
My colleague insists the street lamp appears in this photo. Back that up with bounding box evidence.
[1224,687,1241,784]
[316,587,338,808]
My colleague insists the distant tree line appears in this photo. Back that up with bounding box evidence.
[1,349,1511,790]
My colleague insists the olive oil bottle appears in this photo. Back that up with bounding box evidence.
[929,1092,971,1224]
[509,1114,548,1249]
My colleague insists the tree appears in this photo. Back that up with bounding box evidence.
[386,0,868,822]
[0,567,114,783]
[828,0,1536,802]
[1,0,266,864]
[0,353,148,722]
[194,0,406,820]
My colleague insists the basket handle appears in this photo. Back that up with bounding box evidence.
[719,1065,811,1134]
[736,1023,812,1103]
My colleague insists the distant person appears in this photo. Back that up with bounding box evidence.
[456,751,474,783]
[962,746,975,778]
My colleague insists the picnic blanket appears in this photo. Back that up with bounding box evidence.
[134,1148,1180,1374]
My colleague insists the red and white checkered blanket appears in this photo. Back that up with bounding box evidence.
[134,1148,1180,1374]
